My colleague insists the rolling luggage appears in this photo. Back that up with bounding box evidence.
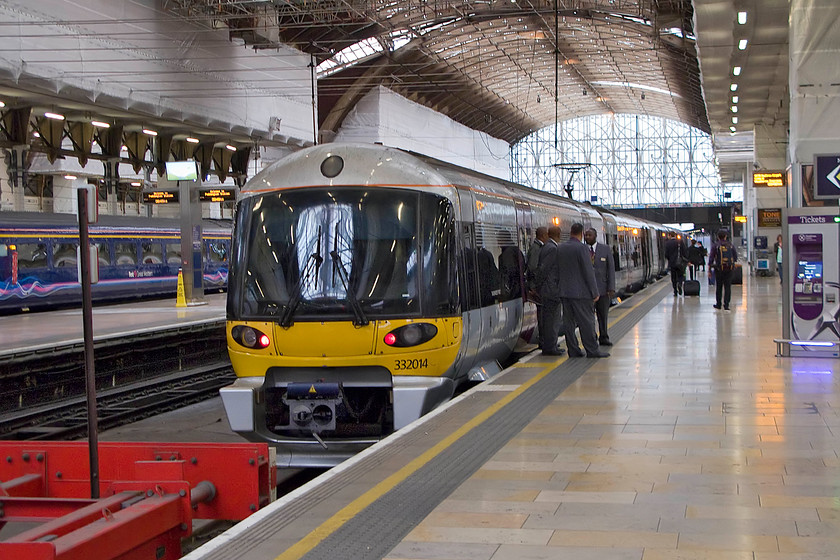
[732,264,743,285]
[683,279,701,296]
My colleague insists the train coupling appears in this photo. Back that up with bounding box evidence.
[282,382,342,433]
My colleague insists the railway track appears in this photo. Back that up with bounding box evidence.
[0,363,235,440]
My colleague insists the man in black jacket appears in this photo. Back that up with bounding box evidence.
[709,229,738,310]
[535,226,564,355]
[664,232,687,296]
[584,228,616,346]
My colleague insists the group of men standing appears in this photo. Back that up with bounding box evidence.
[527,223,613,359]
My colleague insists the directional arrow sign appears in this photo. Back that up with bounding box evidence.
[815,155,840,199]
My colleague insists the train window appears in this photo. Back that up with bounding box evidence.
[419,197,458,315]
[95,243,110,266]
[115,243,137,266]
[206,241,228,263]
[53,243,78,268]
[141,242,163,264]
[164,245,181,265]
[16,243,48,270]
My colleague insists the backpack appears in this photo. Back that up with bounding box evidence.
[718,243,736,271]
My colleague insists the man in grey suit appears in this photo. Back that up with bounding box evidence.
[534,226,564,355]
[557,223,609,358]
[585,228,616,346]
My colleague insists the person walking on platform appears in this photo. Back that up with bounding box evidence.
[687,239,703,281]
[709,229,738,310]
[557,223,608,358]
[664,232,687,296]
[535,226,565,356]
[526,227,549,348]
[584,228,615,346]
[774,234,783,284]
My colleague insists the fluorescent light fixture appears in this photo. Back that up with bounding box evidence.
[142,128,158,136]
[44,112,65,120]
[186,137,199,144]
[225,144,236,151]
[730,83,738,91]
[790,340,836,347]
[91,120,110,128]
[130,181,142,187]
[731,106,738,113]
[733,66,742,76]
[64,174,77,180]
[732,117,738,124]
[730,126,736,133]
[738,39,748,50]
[732,96,739,103]
[738,11,747,24]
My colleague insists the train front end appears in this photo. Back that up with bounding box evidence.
[221,145,462,467]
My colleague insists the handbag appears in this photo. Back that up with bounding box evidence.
[708,269,715,285]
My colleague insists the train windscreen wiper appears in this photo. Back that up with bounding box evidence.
[329,224,369,327]
[279,227,323,328]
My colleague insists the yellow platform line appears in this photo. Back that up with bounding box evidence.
[275,278,668,560]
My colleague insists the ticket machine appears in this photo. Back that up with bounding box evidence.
[782,208,840,357]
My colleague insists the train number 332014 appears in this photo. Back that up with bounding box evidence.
[394,358,428,371]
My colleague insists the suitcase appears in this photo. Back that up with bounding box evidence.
[683,279,701,296]
[732,264,743,285]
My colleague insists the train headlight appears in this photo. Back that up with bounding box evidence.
[383,323,437,347]
[232,325,271,349]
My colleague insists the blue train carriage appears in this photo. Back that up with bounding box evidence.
[0,212,231,313]
[220,143,675,468]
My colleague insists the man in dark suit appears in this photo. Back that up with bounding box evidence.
[584,228,616,346]
[557,223,609,358]
[526,227,549,348]
[534,226,564,355]
[664,232,687,296]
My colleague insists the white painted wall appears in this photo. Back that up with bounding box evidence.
[334,86,512,179]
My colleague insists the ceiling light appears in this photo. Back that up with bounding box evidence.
[44,112,65,120]
[731,106,738,113]
[64,174,77,180]
[186,137,199,144]
[732,116,739,124]
[225,144,236,151]
[738,11,747,25]
[730,84,738,91]
[33,131,40,138]
[0,100,5,108]
[732,96,739,103]
[730,127,736,133]
[738,39,748,50]
[130,181,142,187]
[142,128,158,136]
[733,66,742,76]
[91,120,110,128]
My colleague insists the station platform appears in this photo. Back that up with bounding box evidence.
[0,292,226,356]
[184,274,840,560]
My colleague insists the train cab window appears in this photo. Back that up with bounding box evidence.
[141,242,163,264]
[16,243,48,270]
[115,243,137,266]
[53,243,78,268]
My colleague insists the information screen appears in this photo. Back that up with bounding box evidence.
[796,261,822,280]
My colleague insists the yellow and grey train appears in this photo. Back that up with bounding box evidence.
[221,143,675,467]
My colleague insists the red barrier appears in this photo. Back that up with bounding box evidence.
[0,442,275,560]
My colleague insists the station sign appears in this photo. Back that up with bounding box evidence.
[199,188,236,202]
[814,154,840,199]
[142,190,179,204]
[753,171,786,187]
[757,208,782,228]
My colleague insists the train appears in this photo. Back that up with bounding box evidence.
[0,212,231,313]
[220,143,678,467]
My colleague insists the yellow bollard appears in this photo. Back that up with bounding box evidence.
[176,268,187,308]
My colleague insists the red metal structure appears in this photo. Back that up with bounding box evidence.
[0,441,275,560]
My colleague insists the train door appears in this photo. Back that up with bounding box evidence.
[515,200,536,347]
[453,189,482,379]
